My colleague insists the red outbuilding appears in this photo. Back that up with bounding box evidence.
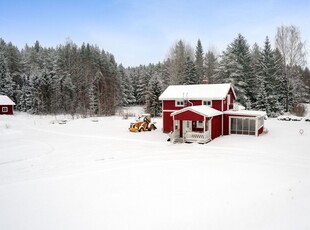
[159,84,266,143]
[0,95,15,115]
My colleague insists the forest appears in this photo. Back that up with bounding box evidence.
[0,25,309,117]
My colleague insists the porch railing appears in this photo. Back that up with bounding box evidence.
[184,131,210,143]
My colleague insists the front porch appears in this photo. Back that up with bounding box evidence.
[169,106,223,144]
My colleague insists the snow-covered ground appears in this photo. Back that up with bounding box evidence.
[0,111,310,230]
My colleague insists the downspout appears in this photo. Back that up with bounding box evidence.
[188,100,193,107]
[186,92,193,107]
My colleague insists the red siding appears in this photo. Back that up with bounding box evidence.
[188,100,202,106]
[163,100,176,110]
[212,100,222,111]
[258,126,264,135]
[223,114,230,135]
[163,111,173,133]
[0,105,14,115]
[174,110,204,121]
[211,115,222,140]
[228,88,236,102]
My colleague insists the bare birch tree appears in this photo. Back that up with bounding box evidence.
[275,25,307,111]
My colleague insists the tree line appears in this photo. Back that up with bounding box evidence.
[0,25,309,117]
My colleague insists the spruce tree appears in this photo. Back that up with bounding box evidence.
[0,53,14,98]
[205,50,218,84]
[215,34,253,107]
[195,39,204,83]
[184,56,198,85]
[146,75,162,116]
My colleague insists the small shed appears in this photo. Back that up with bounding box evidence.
[0,95,15,115]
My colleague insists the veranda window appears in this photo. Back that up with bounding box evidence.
[230,117,256,135]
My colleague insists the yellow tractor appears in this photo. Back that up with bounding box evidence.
[129,114,157,132]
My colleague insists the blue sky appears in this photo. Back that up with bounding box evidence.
[1,0,309,66]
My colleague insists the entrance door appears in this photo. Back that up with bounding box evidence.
[183,120,192,137]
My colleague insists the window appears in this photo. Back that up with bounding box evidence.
[197,121,204,128]
[2,107,8,113]
[175,100,184,107]
[202,100,212,106]
[230,117,256,136]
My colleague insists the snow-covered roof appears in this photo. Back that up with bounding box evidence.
[224,110,266,117]
[159,83,236,100]
[171,105,223,117]
[0,95,15,105]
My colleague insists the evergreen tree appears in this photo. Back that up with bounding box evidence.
[250,43,262,107]
[118,64,135,106]
[0,52,14,98]
[255,77,270,113]
[302,67,310,102]
[184,56,198,85]
[146,75,162,116]
[195,39,204,83]
[261,37,284,116]
[205,50,218,84]
[215,34,253,107]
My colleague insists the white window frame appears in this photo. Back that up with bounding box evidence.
[227,94,231,110]
[202,100,212,106]
[175,100,184,107]
[2,107,8,113]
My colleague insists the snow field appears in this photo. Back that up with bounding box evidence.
[0,113,310,230]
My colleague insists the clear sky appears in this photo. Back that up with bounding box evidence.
[1,0,309,67]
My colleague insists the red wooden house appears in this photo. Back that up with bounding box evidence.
[0,95,15,115]
[159,84,266,143]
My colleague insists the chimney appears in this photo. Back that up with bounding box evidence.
[202,79,208,84]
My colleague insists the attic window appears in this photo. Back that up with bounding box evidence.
[175,100,184,107]
[203,100,212,106]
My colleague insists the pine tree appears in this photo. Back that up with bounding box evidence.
[195,39,204,83]
[205,50,218,84]
[0,52,14,98]
[118,64,136,106]
[146,75,162,116]
[215,34,253,107]
[184,56,198,85]
[261,37,284,116]
[302,67,310,102]
[249,43,262,108]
